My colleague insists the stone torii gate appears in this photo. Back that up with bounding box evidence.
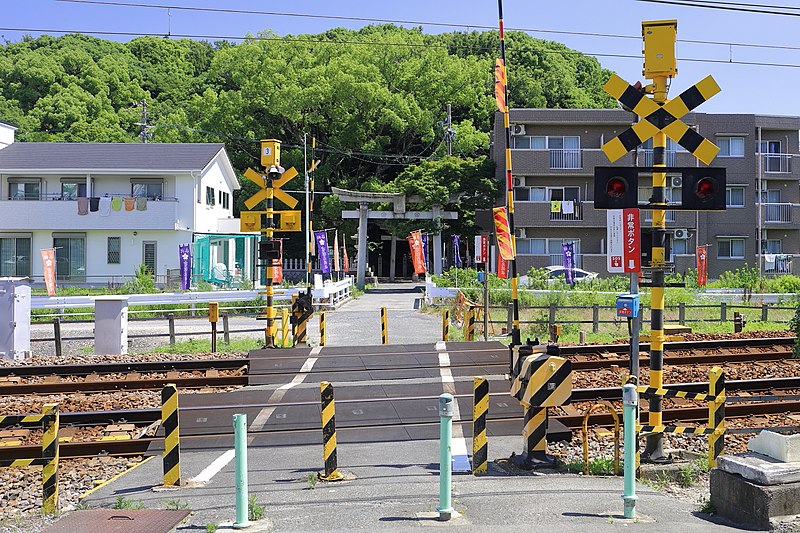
[332,187,458,288]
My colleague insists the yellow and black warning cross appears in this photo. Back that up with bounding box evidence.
[319,381,344,481]
[601,73,721,165]
[161,383,181,487]
[472,376,488,475]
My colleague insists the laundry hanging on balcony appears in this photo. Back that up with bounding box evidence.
[135,197,147,211]
[550,200,561,213]
[562,200,574,214]
[99,196,112,216]
[111,197,123,211]
[124,197,135,211]
[77,197,89,215]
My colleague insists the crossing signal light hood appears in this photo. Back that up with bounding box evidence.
[593,167,639,209]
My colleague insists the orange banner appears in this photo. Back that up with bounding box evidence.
[697,246,707,287]
[40,248,56,296]
[408,231,426,275]
[497,253,509,279]
[492,207,515,260]
[494,58,507,113]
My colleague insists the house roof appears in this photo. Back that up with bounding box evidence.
[0,142,228,172]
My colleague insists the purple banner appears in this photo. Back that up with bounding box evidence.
[179,244,192,291]
[452,235,462,266]
[315,230,331,274]
[422,234,429,267]
[562,242,575,285]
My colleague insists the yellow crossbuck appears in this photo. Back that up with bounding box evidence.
[243,167,299,210]
[601,73,721,165]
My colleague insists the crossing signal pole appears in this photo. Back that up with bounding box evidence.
[595,20,726,463]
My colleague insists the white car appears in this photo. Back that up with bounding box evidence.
[545,265,599,283]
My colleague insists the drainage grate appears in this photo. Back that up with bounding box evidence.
[42,509,191,533]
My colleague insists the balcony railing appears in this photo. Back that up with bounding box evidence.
[637,149,677,167]
[761,153,792,173]
[549,202,583,221]
[641,209,677,223]
[549,149,582,169]
[764,254,793,274]
[762,203,793,223]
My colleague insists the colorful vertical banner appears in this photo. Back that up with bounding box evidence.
[697,246,708,287]
[408,231,426,275]
[492,207,516,260]
[272,240,283,283]
[421,234,429,268]
[40,248,57,296]
[315,230,331,274]
[452,235,462,266]
[343,242,350,273]
[494,58,507,113]
[333,231,341,272]
[497,252,509,279]
[474,235,489,264]
[562,242,575,285]
[178,244,192,291]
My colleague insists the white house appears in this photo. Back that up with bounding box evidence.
[0,121,253,287]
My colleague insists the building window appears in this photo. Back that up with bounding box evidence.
[717,137,745,157]
[717,238,745,259]
[221,191,230,209]
[763,239,782,254]
[61,179,87,200]
[107,237,121,264]
[132,179,163,200]
[143,241,157,274]
[53,234,86,281]
[8,179,41,200]
[726,187,745,208]
[0,236,31,276]
[206,186,215,206]
[672,238,688,255]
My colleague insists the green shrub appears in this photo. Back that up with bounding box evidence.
[121,264,158,294]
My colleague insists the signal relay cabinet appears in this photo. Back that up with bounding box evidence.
[0,277,31,360]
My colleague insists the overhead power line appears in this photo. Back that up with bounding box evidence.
[638,0,800,16]
[55,0,800,53]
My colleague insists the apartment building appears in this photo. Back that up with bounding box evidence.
[491,109,800,279]
[0,121,252,287]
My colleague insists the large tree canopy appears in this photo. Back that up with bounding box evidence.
[0,25,615,251]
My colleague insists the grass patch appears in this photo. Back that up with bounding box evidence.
[205,524,218,533]
[163,498,191,510]
[140,338,263,354]
[564,457,618,475]
[248,495,265,521]
[111,496,145,510]
[698,498,716,515]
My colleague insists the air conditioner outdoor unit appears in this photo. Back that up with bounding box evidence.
[673,228,689,240]
[515,228,527,239]
[671,176,683,188]
[513,177,523,187]
[511,124,526,136]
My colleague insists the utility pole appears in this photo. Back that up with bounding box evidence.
[445,104,454,156]
[134,100,148,143]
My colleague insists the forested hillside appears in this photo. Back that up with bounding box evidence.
[0,25,615,235]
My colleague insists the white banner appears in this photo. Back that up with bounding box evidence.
[607,209,624,273]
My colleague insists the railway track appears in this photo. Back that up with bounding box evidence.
[1,336,795,396]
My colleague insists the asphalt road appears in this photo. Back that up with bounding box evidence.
[27,283,439,357]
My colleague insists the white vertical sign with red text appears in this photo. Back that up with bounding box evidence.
[474,235,489,264]
[607,208,641,273]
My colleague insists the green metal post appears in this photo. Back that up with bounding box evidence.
[622,384,638,519]
[233,413,251,529]
[437,393,454,521]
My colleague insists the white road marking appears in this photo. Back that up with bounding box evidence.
[190,346,323,484]
[435,342,471,471]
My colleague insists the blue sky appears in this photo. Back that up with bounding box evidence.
[2,0,799,116]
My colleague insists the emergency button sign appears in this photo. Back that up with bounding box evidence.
[607,208,641,273]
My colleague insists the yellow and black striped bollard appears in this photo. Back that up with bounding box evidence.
[464,306,476,341]
[442,310,449,342]
[708,366,725,467]
[41,403,59,514]
[523,406,548,461]
[162,384,181,486]
[319,381,343,481]
[472,377,488,474]
[319,312,327,347]
[380,307,388,345]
